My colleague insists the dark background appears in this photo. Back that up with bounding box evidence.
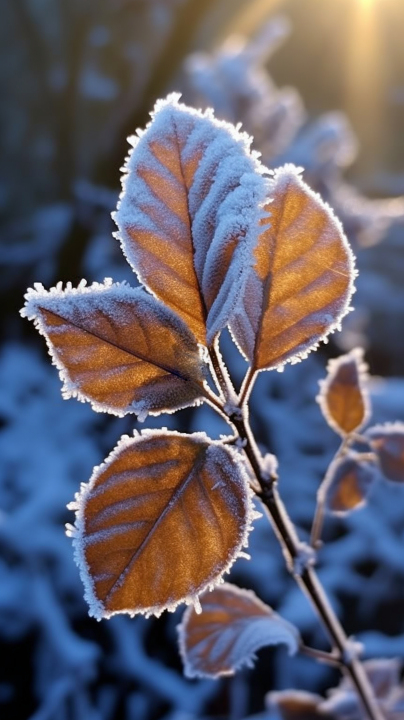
[1,1,404,719]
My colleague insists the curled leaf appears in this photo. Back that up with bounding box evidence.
[178,582,299,678]
[318,453,377,515]
[114,93,270,345]
[231,165,355,371]
[266,690,335,720]
[317,348,370,436]
[21,281,205,418]
[366,423,404,483]
[70,431,253,619]
[319,658,402,720]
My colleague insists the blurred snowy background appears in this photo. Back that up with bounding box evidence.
[1,0,404,718]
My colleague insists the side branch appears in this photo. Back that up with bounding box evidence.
[215,398,385,720]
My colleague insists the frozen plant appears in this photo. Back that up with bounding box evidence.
[21,95,404,720]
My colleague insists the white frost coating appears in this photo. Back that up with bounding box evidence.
[177,582,300,679]
[293,543,316,576]
[113,93,271,345]
[342,638,364,664]
[69,429,257,620]
[20,280,206,419]
[230,163,357,372]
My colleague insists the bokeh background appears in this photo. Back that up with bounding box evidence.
[1,1,404,719]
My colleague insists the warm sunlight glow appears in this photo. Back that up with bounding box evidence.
[343,0,388,173]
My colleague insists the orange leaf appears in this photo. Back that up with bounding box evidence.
[21,281,205,419]
[266,690,336,720]
[366,423,404,483]
[318,453,376,515]
[69,432,253,619]
[317,349,370,436]
[178,582,299,678]
[114,94,270,345]
[231,165,355,371]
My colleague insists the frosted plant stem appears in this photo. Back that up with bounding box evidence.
[310,437,350,548]
[233,414,385,720]
[299,644,342,668]
[209,337,238,404]
[207,350,385,720]
[238,366,256,408]
[310,501,326,549]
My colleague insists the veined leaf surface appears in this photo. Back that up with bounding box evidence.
[21,281,205,418]
[70,432,253,619]
[317,349,370,436]
[114,93,270,345]
[178,582,299,678]
[231,165,355,371]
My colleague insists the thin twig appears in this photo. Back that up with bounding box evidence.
[206,388,385,720]
[299,643,342,668]
[310,501,326,549]
[209,338,238,403]
[310,437,350,548]
[238,366,257,408]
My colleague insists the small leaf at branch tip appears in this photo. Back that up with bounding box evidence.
[318,348,370,436]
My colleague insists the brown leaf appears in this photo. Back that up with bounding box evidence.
[114,94,270,345]
[69,432,253,619]
[266,690,336,720]
[366,423,404,483]
[178,582,299,678]
[231,165,355,371]
[317,348,370,436]
[21,281,205,418]
[318,453,376,515]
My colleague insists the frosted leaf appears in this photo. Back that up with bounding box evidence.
[230,165,355,371]
[71,431,254,619]
[266,690,331,720]
[347,658,401,700]
[178,582,299,678]
[320,658,403,719]
[366,423,404,483]
[318,453,377,515]
[21,281,205,418]
[317,348,370,436]
[114,93,270,345]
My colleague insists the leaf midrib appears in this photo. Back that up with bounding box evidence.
[103,447,207,606]
[43,306,189,382]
